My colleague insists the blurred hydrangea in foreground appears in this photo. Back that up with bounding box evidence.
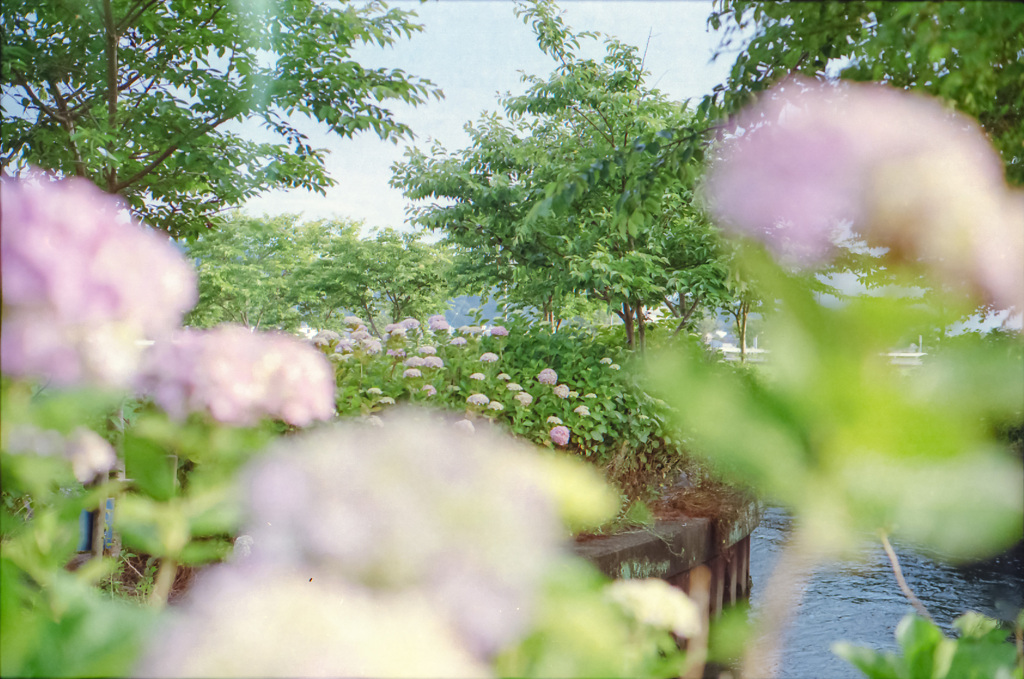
[703,78,1023,309]
[138,412,619,676]
[1,172,197,386]
[135,324,335,427]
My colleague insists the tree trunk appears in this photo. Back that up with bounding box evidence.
[738,301,749,363]
[622,301,635,349]
[635,302,646,353]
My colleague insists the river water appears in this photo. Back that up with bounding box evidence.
[747,506,1024,678]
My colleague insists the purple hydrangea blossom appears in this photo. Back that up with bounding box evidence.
[537,368,558,385]
[404,356,426,368]
[479,352,499,363]
[488,326,509,337]
[422,384,437,396]
[403,368,422,379]
[231,415,566,659]
[422,356,445,369]
[450,337,468,346]
[549,426,571,446]
[704,78,1024,306]
[1,172,197,386]
[400,318,420,330]
[552,384,570,399]
[387,348,406,358]
[135,325,335,427]
[418,345,437,355]
[350,329,371,342]
[362,339,383,355]
[428,314,450,332]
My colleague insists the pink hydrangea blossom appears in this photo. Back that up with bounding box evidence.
[704,79,1024,306]
[135,325,335,427]
[479,352,499,363]
[403,368,422,379]
[387,348,406,358]
[537,368,558,385]
[549,425,571,446]
[400,318,420,330]
[428,314,450,332]
[422,356,445,369]
[404,356,426,368]
[450,337,468,346]
[422,384,437,396]
[552,384,570,399]
[362,339,382,355]
[1,172,197,386]
[488,326,509,337]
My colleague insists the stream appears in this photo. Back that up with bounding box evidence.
[747,506,1024,678]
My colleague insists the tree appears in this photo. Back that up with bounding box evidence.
[392,0,729,350]
[706,1,1024,185]
[1,0,442,238]
[184,213,341,331]
[185,214,452,335]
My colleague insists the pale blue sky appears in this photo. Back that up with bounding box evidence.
[242,1,735,230]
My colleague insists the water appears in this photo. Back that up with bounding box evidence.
[748,506,1024,678]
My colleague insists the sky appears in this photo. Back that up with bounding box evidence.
[241,1,736,231]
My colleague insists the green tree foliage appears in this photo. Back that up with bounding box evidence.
[391,0,730,350]
[707,1,1024,185]
[0,0,442,237]
[185,214,452,334]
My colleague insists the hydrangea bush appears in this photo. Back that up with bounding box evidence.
[1,172,704,677]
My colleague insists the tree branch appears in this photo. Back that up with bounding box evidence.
[570,105,617,147]
[102,0,119,192]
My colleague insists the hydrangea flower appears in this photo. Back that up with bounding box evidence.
[537,368,558,385]
[135,325,335,427]
[422,356,445,369]
[350,329,371,342]
[428,315,450,332]
[362,339,383,355]
[6,424,117,484]
[379,397,396,405]
[607,578,701,638]
[367,387,383,396]
[568,391,579,399]
[546,416,563,425]
[450,337,468,346]
[506,383,523,392]
[487,401,505,411]
[312,330,341,347]
[552,384,570,399]
[466,393,490,406]
[469,372,486,381]
[458,325,481,335]
[343,316,363,327]
[403,368,422,379]
[335,339,355,353]
[609,364,621,371]
[479,352,499,363]
[400,318,420,330]
[488,326,509,337]
[1,173,198,387]
[418,345,437,355]
[585,392,597,399]
[453,419,475,434]
[574,405,591,417]
[384,323,403,334]
[222,415,566,661]
[549,425,571,446]
[599,357,613,365]
[497,373,511,381]
[703,78,1024,307]
[385,327,407,339]
[404,356,426,368]
[387,348,406,358]
[514,392,534,407]
[422,385,437,397]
